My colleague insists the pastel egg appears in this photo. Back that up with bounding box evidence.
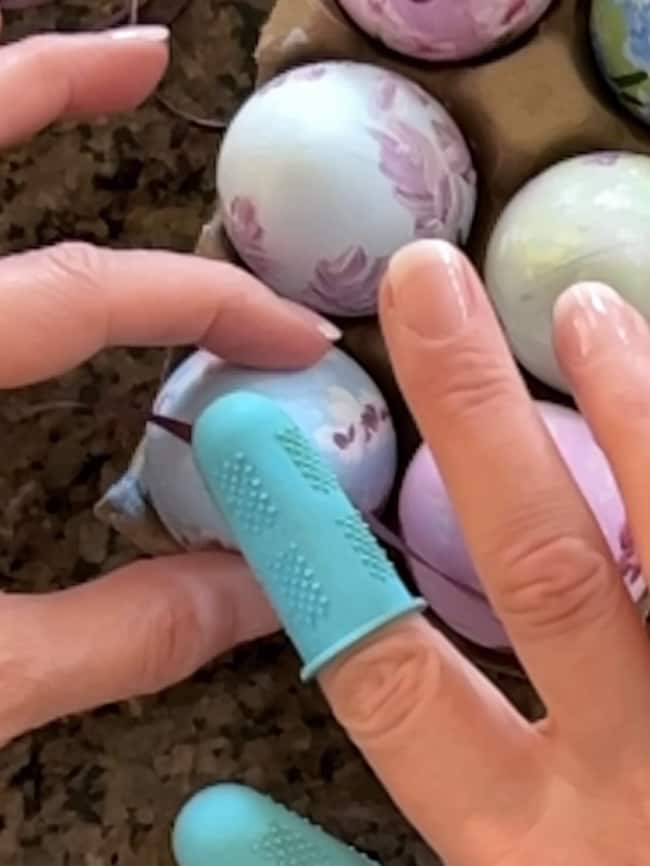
[484,151,650,392]
[336,0,553,62]
[217,61,476,317]
[399,401,645,649]
[591,0,650,126]
[142,348,397,551]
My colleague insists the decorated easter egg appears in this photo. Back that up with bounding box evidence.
[591,0,650,126]
[142,348,397,551]
[484,151,650,392]
[399,401,645,649]
[217,61,476,317]
[336,0,552,62]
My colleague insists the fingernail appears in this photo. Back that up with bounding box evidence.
[288,303,342,342]
[386,240,475,340]
[553,282,647,366]
[108,25,170,42]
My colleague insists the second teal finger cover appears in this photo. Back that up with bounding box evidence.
[191,391,425,681]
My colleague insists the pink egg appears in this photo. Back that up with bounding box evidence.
[337,0,553,62]
[399,401,645,649]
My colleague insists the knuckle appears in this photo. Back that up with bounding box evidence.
[43,241,105,289]
[434,344,519,424]
[323,621,442,745]
[497,533,616,637]
[136,585,207,693]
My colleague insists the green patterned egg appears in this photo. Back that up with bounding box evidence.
[591,0,650,125]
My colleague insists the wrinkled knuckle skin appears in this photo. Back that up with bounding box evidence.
[326,627,442,746]
[137,587,206,693]
[433,345,519,424]
[43,241,106,289]
[497,534,615,638]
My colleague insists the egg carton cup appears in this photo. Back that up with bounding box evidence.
[95,0,650,674]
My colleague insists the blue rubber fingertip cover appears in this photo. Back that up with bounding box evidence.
[172,784,379,866]
[191,392,425,681]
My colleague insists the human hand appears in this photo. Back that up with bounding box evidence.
[0,23,339,746]
[184,239,650,865]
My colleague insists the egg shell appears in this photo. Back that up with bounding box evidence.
[217,61,476,317]
[399,400,645,649]
[336,0,553,62]
[591,0,650,126]
[484,151,650,392]
[142,347,397,551]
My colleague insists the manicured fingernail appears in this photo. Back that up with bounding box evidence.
[288,303,342,342]
[386,240,475,340]
[553,282,647,366]
[108,25,170,42]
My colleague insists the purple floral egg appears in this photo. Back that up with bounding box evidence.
[142,348,397,551]
[399,401,646,650]
[337,0,553,62]
[217,61,476,317]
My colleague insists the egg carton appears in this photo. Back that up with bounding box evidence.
[95,0,650,671]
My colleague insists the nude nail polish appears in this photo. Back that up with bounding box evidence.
[108,25,170,42]
[386,240,475,341]
[554,282,647,365]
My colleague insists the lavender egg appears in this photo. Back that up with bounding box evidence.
[217,61,476,317]
[142,348,397,551]
[399,401,645,650]
[336,0,553,62]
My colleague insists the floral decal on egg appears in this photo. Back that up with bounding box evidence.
[591,0,650,124]
[582,151,621,166]
[223,197,275,278]
[469,0,532,41]
[374,71,430,111]
[614,0,650,67]
[313,385,391,462]
[345,0,549,61]
[262,64,330,93]
[368,117,474,243]
[303,246,389,316]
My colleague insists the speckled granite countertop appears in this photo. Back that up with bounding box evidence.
[0,5,539,864]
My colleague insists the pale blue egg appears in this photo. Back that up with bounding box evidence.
[142,348,397,550]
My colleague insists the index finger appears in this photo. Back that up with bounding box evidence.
[0,28,169,148]
[379,240,650,749]
[0,243,338,387]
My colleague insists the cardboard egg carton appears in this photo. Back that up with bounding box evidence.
[95,0,650,661]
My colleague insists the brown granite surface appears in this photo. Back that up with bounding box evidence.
[0,4,542,865]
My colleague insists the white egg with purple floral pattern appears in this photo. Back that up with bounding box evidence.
[217,61,477,317]
[337,0,553,62]
[141,348,397,551]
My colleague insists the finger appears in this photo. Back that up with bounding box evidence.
[321,620,539,865]
[190,391,537,866]
[554,283,650,585]
[0,243,339,387]
[0,552,278,745]
[379,240,650,748]
[0,27,169,148]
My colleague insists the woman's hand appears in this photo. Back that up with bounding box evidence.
[0,24,338,745]
[193,238,650,865]
[318,240,650,865]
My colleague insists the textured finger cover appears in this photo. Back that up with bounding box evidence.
[192,391,425,681]
[172,784,379,866]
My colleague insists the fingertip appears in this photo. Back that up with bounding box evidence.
[387,239,462,294]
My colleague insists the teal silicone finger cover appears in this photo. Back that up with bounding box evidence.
[172,784,379,866]
[191,391,425,681]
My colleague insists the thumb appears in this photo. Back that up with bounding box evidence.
[0,552,278,744]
